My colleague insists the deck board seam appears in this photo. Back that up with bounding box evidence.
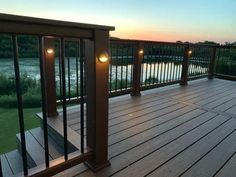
[155,93,236,119]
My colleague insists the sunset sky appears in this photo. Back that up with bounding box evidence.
[1,0,235,43]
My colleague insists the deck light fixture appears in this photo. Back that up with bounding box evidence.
[139,49,144,55]
[98,52,109,63]
[188,50,192,55]
[46,48,54,54]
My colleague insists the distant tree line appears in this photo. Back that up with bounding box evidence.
[0,35,236,59]
[0,35,79,58]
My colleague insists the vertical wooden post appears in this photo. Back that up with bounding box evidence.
[180,44,190,85]
[131,42,143,96]
[85,30,110,171]
[208,46,217,79]
[44,37,58,117]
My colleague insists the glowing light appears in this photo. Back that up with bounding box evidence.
[98,52,109,63]
[139,50,144,54]
[188,50,192,55]
[46,48,54,54]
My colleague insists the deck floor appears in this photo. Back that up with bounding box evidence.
[56,78,236,177]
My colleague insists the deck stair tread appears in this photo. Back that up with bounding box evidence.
[16,127,64,167]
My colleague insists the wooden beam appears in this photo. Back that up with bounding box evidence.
[131,42,143,96]
[180,44,190,86]
[208,47,217,79]
[84,29,110,171]
[44,38,58,117]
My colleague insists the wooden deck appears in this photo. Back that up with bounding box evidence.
[57,78,236,177]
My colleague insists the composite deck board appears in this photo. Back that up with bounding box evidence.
[97,110,219,177]
[215,152,236,177]
[113,115,229,177]
[4,150,23,176]
[170,81,228,100]
[108,105,195,147]
[147,119,236,177]
[109,109,208,157]
[16,130,52,166]
[109,99,171,119]
[108,104,187,135]
[226,104,236,115]
[53,79,236,177]
[179,83,234,103]
[158,79,224,97]
[190,86,236,106]
[214,98,236,112]
[29,128,63,159]
[0,154,14,177]
[181,128,236,177]
[174,83,235,102]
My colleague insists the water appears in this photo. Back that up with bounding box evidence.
[0,58,208,87]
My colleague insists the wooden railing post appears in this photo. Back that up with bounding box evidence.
[131,42,143,96]
[84,30,110,171]
[208,46,217,79]
[44,37,58,117]
[180,44,190,85]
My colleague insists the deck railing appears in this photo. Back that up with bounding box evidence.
[0,13,114,177]
[215,46,236,80]
[109,39,219,96]
[54,40,236,100]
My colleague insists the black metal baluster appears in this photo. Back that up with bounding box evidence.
[0,156,3,177]
[67,43,71,100]
[157,46,161,83]
[38,37,50,168]
[166,46,170,82]
[174,46,178,81]
[76,43,79,99]
[180,46,184,79]
[160,46,164,83]
[170,46,174,82]
[152,46,156,85]
[149,45,152,85]
[115,45,118,91]
[60,38,68,160]
[163,46,167,83]
[189,47,192,77]
[109,44,113,93]
[130,45,134,88]
[80,39,84,153]
[120,44,124,90]
[12,35,28,176]
[140,48,144,87]
[58,46,62,101]
[145,46,148,86]
[125,45,129,90]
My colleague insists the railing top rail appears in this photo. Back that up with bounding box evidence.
[0,13,115,38]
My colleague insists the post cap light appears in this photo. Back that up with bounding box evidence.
[46,48,54,54]
[188,50,192,55]
[139,49,144,54]
[98,52,109,63]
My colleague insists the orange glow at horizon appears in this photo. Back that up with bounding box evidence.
[111,29,233,44]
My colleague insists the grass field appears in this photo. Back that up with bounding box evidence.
[0,107,41,154]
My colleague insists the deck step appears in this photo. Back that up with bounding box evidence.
[0,150,23,177]
[16,127,64,168]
